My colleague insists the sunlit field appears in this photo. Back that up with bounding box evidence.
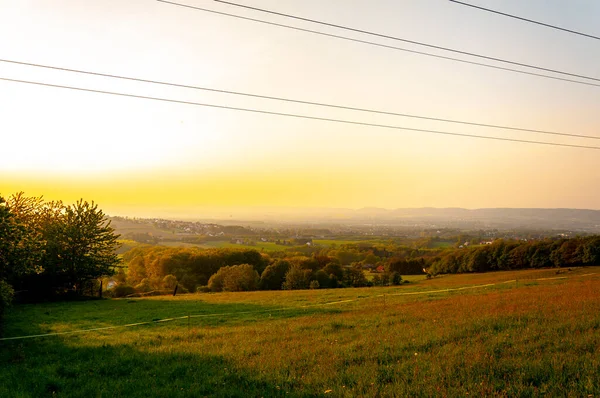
[2,267,599,397]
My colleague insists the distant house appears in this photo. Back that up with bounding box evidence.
[293,237,313,246]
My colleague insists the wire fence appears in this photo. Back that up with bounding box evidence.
[1,272,596,342]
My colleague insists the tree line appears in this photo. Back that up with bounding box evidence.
[0,193,120,323]
[427,237,600,275]
[115,245,407,296]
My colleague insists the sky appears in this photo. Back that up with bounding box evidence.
[1,0,600,218]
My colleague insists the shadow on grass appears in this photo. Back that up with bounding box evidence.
[1,299,334,397]
[1,339,288,397]
[2,298,341,339]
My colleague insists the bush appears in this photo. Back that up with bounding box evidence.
[134,278,152,293]
[389,272,403,285]
[162,274,178,289]
[309,280,320,290]
[109,284,135,298]
[196,286,211,293]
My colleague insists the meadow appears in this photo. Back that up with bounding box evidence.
[1,267,599,397]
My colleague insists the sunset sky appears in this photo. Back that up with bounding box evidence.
[1,0,600,218]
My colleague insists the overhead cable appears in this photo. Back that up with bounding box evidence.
[449,0,600,41]
[2,76,600,150]
[154,0,600,89]
[195,0,600,83]
[2,59,599,141]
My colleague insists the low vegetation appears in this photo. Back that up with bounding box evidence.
[1,268,599,396]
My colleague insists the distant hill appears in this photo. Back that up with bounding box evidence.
[349,207,600,231]
[109,207,600,233]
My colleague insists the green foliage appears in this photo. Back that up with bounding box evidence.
[134,279,153,293]
[309,280,320,289]
[2,194,120,298]
[313,269,331,289]
[108,284,136,298]
[389,272,403,285]
[323,262,344,280]
[282,264,310,290]
[343,267,368,287]
[259,260,290,290]
[208,264,259,292]
[428,236,600,275]
[386,258,426,275]
[0,195,43,283]
[162,275,178,290]
[124,246,267,292]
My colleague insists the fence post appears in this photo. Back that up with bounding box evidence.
[173,283,178,296]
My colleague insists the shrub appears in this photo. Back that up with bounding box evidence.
[389,272,403,285]
[162,274,178,289]
[196,286,211,293]
[309,280,320,290]
[109,284,135,298]
[134,278,152,293]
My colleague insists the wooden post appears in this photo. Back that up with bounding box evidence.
[173,283,178,296]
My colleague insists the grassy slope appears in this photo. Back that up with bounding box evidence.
[2,267,599,397]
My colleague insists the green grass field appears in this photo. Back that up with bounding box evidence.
[2,267,600,397]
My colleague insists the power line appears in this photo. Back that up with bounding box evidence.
[155,0,600,89]
[3,58,599,141]
[2,76,600,150]
[197,0,600,84]
[449,0,600,41]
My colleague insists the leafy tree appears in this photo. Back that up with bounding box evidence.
[324,262,344,280]
[208,264,259,292]
[582,237,600,265]
[222,264,259,292]
[57,200,121,293]
[282,264,310,290]
[343,267,368,287]
[260,260,290,290]
[314,269,331,289]
[0,195,43,320]
[0,195,43,285]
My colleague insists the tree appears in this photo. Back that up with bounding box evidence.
[324,262,344,280]
[314,269,331,289]
[0,195,43,284]
[223,264,259,292]
[282,264,310,290]
[0,195,42,321]
[343,266,368,287]
[260,260,290,290]
[56,200,121,293]
[208,264,259,292]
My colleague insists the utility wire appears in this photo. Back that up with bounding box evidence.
[194,0,600,84]
[2,76,600,150]
[449,0,600,41]
[3,58,599,141]
[155,0,600,89]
